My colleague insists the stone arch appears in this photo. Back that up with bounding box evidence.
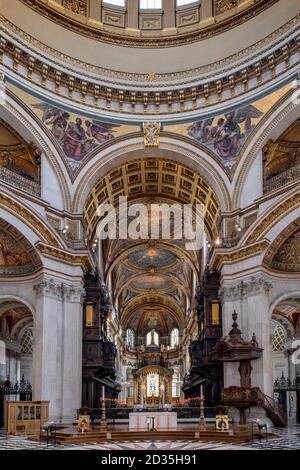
[72,136,231,214]
[0,191,66,249]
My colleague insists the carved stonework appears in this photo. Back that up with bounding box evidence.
[34,277,85,302]
[143,122,161,148]
[62,284,85,303]
[64,0,87,16]
[139,15,162,31]
[215,0,237,15]
[103,9,126,28]
[177,9,200,28]
[219,275,273,302]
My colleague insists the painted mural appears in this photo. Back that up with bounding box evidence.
[6,81,292,176]
[165,83,292,173]
[7,84,139,176]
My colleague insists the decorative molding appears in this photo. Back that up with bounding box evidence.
[212,240,269,271]
[263,218,300,268]
[63,0,87,16]
[35,242,92,272]
[0,14,299,117]
[143,122,161,148]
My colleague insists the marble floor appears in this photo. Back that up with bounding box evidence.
[0,426,299,450]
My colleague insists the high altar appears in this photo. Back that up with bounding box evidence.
[129,412,177,431]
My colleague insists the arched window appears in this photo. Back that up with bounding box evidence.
[146,330,159,346]
[140,0,162,9]
[126,329,135,348]
[104,0,125,6]
[170,328,179,348]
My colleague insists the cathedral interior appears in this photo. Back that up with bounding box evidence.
[0,0,300,452]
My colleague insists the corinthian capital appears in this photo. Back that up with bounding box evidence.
[33,277,64,299]
[219,274,273,302]
[62,284,85,303]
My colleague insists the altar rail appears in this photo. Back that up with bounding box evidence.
[78,406,228,421]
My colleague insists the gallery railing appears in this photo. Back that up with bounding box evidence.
[0,166,41,197]
[264,166,300,194]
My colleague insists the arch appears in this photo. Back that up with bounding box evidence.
[1,90,71,211]
[0,295,36,325]
[233,89,300,208]
[240,188,300,247]
[269,292,300,316]
[263,218,300,270]
[73,136,231,214]
[0,190,66,249]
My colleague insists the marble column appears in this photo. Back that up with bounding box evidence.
[61,284,85,422]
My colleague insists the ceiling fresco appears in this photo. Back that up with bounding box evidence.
[7,83,140,177]
[165,83,292,174]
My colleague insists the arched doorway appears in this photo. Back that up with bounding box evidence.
[0,299,34,427]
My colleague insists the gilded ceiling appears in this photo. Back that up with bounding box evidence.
[271,229,300,272]
[0,219,42,276]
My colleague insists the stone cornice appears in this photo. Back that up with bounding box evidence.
[211,240,269,271]
[35,242,93,272]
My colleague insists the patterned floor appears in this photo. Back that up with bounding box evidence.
[0,426,299,450]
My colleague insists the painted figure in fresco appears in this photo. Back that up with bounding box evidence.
[85,120,119,144]
[32,102,120,163]
[187,105,263,162]
[63,118,88,160]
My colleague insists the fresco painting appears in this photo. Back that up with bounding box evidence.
[165,83,292,173]
[7,84,139,175]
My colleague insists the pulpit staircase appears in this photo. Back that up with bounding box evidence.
[255,390,287,427]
